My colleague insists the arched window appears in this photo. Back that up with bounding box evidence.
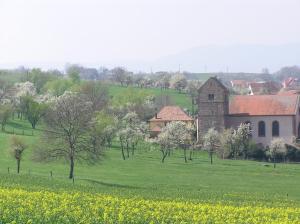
[258,121,265,137]
[272,121,279,137]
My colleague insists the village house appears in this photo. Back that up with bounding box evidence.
[230,80,250,89]
[197,77,300,146]
[282,77,300,89]
[248,81,282,95]
[149,106,194,137]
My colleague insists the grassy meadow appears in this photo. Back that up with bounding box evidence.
[0,118,300,204]
[0,85,299,223]
[107,84,193,111]
[1,119,300,222]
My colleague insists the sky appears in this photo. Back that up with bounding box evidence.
[0,0,300,72]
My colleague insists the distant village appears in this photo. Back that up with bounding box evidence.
[1,65,300,154]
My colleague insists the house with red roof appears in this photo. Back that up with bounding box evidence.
[230,80,249,89]
[248,81,282,95]
[197,77,300,146]
[228,95,300,146]
[282,77,300,89]
[149,106,194,137]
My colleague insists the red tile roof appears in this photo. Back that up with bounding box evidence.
[149,106,194,121]
[229,95,299,116]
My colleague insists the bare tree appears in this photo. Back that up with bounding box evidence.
[111,67,127,86]
[10,135,27,174]
[34,92,103,179]
[79,81,109,111]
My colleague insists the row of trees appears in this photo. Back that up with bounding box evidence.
[203,125,286,168]
[154,122,287,168]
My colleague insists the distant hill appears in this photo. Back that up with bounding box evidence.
[151,44,300,73]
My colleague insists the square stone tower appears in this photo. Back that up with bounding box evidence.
[197,77,229,138]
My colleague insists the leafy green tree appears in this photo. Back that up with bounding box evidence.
[66,65,81,84]
[0,104,13,131]
[0,80,11,102]
[10,135,27,174]
[19,96,47,129]
[26,100,48,129]
[43,79,73,96]
[91,111,117,147]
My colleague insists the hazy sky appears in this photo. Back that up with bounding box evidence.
[0,0,300,70]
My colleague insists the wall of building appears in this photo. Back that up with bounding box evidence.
[227,115,296,146]
[197,78,229,138]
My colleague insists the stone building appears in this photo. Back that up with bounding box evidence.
[197,77,229,138]
[197,77,300,146]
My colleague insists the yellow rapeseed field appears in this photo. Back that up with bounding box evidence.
[0,188,299,224]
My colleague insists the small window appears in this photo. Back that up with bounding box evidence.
[208,94,214,101]
[258,121,265,137]
[272,121,279,137]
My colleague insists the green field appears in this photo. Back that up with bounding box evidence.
[0,119,300,207]
[107,85,193,111]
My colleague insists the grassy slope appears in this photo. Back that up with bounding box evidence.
[107,85,193,111]
[0,119,300,206]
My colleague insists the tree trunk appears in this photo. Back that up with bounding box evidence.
[273,157,276,168]
[132,144,135,156]
[17,159,20,174]
[210,151,213,165]
[189,150,193,161]
[126,142,129,158]
[120,142,125,160]
[161,151,167,163]
[184,147,187,163]
[69,156,74,179]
